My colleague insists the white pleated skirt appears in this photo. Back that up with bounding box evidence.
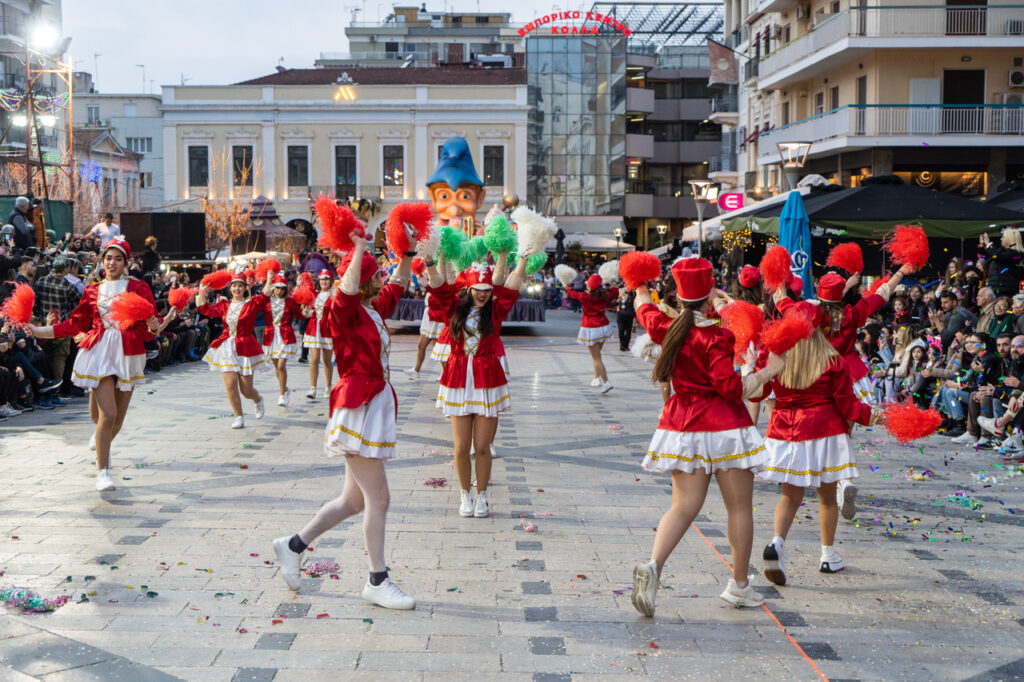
[264,329,298,360]
[430,341,451,364]
[203,339,271,375]
[436,366,511,418]
[759,434,858,487]
[324,387,396,460]
[578,324,613,347]
[302,332,332,350]
[852,376,875,405]
[71,329,146,392]
[420,317,444,340]
[642,426,766,474]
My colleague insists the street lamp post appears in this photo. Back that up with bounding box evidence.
[776,141,812,191]
[613,226,623,259]
[689,180,720,257]
[656,223,667,249]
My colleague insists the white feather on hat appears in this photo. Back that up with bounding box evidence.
[598,259,620,285]
[512,206,558,258]
[554,264,577,288]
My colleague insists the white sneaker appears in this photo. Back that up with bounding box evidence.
[89,433,96,451]
[719,578,765,608]
[361,577,415,610]
[837,480,858,521]
[762,540,786,586]
[631,561,658,617]
[1002,435,1023,452]
[474,490,490,518]
[590,377,602,387]
[403,368,419,381]
[600,381,614,394]
[306,387,317,400]
[490,446,498,458]
[820,549,845,573]
[277,394,288,407]
[231,416,245,429]
[0,404,20,417]
[951,431,975,444]
[459,490,475,517]
[978,416,1003,437]
[272,536,305,591]
[95,469,115,492]
[254,398,265,419]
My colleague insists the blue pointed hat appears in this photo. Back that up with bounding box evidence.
[427,136,484,189]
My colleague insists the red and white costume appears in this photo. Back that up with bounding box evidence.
[323,251,402,459]
[638,259,765,474]
[419,292,445,340]
[200,274,271,375]
[428,264,519,417]
[261,275,303,359]
[53,240,155,391]
[565,275,618,346]
[303,270,334,350]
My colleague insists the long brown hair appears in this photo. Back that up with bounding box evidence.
[651,297,707,383]
[821,301,843,335]
[450,290,495,341]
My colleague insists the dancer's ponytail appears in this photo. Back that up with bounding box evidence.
[651,298,705,384]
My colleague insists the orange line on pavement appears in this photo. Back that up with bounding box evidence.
[691,523,830,682]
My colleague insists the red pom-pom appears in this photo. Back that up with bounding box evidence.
[761,310,815,355]
[719,301,764,358]
[411,257,426,276]
[298,272,314,291]
[291,285,315,306]
[108,292,156,331]
[619,251,662,291]
[883,401,943,444]
[167,287,196,310]
[314,194,366,252]
[255,259,281,282]
[385,202,434,256]
[200,270,234,290]
[760,245,791,290]
[866,275,890,297]
[243,268,256,284]
[884,225,929,271]
[825,242,864,275]
[0,282,34,327]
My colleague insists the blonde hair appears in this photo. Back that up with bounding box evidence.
[1004,228,1024,253]
[778,328,839,390]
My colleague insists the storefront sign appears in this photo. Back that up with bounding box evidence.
[519,11,632,37]
[719,192,744,211]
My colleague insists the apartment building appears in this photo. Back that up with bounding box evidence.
[723,0,1024,198]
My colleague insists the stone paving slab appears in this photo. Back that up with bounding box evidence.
[1,311,1022,680]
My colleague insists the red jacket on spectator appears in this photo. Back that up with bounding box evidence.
[200,294,267,357]
[52,279,156,355]
[565,288,618,327]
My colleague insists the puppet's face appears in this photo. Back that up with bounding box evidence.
[429,182,485,225]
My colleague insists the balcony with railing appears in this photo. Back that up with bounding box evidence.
[759,5,1024,86]
[709,154,737,173]
[757,104,1024,164]
[743,58,759,83]
[709,92,740,126]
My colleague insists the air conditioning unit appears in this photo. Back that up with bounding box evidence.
[1004,92,1024,105]
[368,34,377,42]
[771,25,782,39]
[796,4,811,19]
[1010,69,1024,88]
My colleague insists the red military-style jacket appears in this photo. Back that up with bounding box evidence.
[304,291,334,338]
[326,282,403,411]
[637,303,754,433]
[756,358,872,441]
[52,278,156,355]
[259,295,304,346]
[199,294,268,357]
[778,293,885,382]
[565,288,619,327]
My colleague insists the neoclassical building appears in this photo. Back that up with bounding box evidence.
[161,66,527,226]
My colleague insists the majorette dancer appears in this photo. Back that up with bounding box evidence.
[197,268,270,429]
[773,263,910,519]
[273,232,416,610]
[261,274,304,406]
[629,258,783,617]
[425,254,528,518]
[404,289,445,381]
[755,301,881,585]
[28,237,168,492]
[302,270,335,400]
[565,273,618,394]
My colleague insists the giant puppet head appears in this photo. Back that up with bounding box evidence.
[427,136,486,235]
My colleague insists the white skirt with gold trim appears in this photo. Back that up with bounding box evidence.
[758,434,858,487]
[202,339,271,375]
[436,365,511,418]
[577,324,613,347]
[264,329,298,360]
[420,316,444,340]
[71,329,146,392]
[641,426,766,474]
[324,386,396,460]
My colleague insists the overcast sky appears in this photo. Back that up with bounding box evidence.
[64,0,560,94]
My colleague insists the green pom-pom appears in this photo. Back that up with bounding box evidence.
[439,226,465,263]
[470,235,488,261]
[453,237,480,271]
[525,252,549,275]
[483,215,518,255]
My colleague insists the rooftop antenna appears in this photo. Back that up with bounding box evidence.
[180,73,191,85]
[93,53,101,89]
[275,56,286,72]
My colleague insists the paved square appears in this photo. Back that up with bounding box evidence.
[1,311,1022,680]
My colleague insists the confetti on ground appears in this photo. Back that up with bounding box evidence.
[447,587,461,592]
[303,560,341,578]
[607,424,622,431]
[0,588,68,613]
[362,618,373,624]
[316,613,329,619]
[239,464,249,469]
[521,519,537,532]
[424,477,448,488]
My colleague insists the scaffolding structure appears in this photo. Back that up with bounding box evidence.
[583,2,724,46]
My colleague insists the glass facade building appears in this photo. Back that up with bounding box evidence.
[526,36,627,216]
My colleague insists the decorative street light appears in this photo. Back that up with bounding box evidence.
[776,141,812,191]
[656,223,668,249]
[613,226,623,259]
[689,180,720,257]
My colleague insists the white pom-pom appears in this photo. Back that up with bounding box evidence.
[512,206,558,258]
[415,223,440,260]
[598,259,619,285]
[630,333,661,363]
[554,264,577,288]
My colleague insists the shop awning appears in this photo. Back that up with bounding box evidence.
[546,231,634,252]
